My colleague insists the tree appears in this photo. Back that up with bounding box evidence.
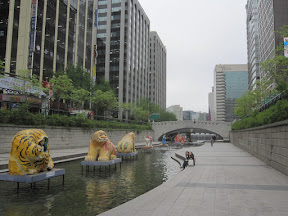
[119,102,136,120]
[159,109,177,121]
[133,107,150,122]
[65,64,93,92]
[137,98,160,114]
[50,75,74,112]
[260,25,288,98]
[91,90,118,116]
[0,60,4,71]
[234,91,255,119]
[94,77,113,92]
[71,88,90,109]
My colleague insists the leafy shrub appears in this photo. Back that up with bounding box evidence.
[232,99,288,130]
[0,106,151,131]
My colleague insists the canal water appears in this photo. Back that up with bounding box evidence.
[0,149,183,216]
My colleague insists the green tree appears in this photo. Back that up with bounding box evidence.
[133,106,150,122]
[65,64,93,92]
[50,75,74,112]
[234,91,255,118]
[159,109,177,121]
[91,90,118,116]
[94,77,113,92]
[137,98,160,114]
[71,88,90,109]
[119,102,136,120]
[0,60,4,72]
[260,25,288,97]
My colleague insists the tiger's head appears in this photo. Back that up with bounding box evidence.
[128,132,136,141]
[92,130,108,145]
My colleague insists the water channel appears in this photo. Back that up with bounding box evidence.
[0,148,188,216]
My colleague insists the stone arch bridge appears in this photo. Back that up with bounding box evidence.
[152,120,231,141]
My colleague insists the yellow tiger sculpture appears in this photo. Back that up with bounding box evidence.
[8,129,54,175]
[117,132,136,153]
[85,130,117,161]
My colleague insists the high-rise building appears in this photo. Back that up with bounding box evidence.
[149,31,166,109]
[95,0,150,118]
[0,0,96,80]
[214,64,248,122]
[257,0,288,80]
[208,87,215,121]
[246,0,260,90]
[167,105,183,121]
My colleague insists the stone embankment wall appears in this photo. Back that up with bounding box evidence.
[230,120,288,175]
[0,125,153,154]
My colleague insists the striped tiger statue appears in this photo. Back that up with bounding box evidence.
[8,129,54,175]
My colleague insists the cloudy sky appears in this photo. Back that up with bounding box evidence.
[140,0,248,112]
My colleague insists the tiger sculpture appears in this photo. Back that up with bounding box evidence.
[85,130,117,161]
[117,132,136,153]
[8,129,54,175]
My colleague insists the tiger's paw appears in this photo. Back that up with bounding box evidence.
[85,156,95,161]
[110,155,117,160]
[98,156,109,161]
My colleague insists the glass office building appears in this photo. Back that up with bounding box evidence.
[224,71,248,122]
[214,64,248,122]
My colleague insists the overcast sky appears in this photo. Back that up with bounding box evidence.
[140,0,248,112]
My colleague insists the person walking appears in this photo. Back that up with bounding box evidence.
[211,137,214,147]
[182,151,189,169]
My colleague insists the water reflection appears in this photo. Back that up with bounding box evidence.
[0,150,181,216]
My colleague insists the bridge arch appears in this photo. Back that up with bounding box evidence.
[152,120,231,141]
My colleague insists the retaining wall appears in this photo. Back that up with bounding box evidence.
[230,120,288,175]
[0,125,153,154]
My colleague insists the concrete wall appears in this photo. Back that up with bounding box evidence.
[230,120,288,175]
[0,125,153,154]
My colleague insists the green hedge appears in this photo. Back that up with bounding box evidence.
[0,108,151,131]
[232,99,288,130]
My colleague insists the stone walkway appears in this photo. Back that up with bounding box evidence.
[99,142,288,216]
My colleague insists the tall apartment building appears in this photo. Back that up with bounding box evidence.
[95,0,150,119]
[167,105,183,121]
[214,64,248,122]
[257,0,288,80]
[246,0,260,90]
[0,0,96,81]
[149,31,166,109]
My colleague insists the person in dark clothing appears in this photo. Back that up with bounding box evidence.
[189,151,195,165]
[182,151,189,169]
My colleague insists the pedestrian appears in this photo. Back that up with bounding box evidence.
[182,151,189,169]
[189,151,195,165]
[162,134,166,145]
[210,137,214,147]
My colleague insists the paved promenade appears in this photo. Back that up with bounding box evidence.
[100,142,288,216]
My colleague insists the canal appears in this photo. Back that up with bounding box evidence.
[0,149,183,216]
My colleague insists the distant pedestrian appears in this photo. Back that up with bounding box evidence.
[182,151,189,169]
[211,137,214,147]
[162,134,166,145]
[189,151,195,165]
